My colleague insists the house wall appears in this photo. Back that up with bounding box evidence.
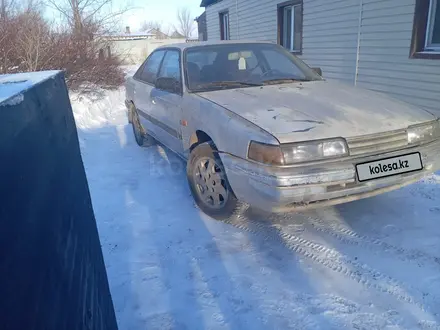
[205,0,440,114]
[197,12,208,41]
[356,0,440,113]
[205,0,360,83]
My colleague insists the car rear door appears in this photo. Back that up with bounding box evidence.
[151,49,184,156]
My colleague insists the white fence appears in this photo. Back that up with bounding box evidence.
[110,39,198,64]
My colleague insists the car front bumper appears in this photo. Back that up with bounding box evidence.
[220,139,440,212]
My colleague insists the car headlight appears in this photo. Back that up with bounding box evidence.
[407,120,440,144]
[282,138,348,163]
[248,138,348,165]
[248,141,285,165]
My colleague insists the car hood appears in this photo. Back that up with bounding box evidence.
[196,81,436,143]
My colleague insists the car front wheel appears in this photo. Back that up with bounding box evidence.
[187,142,240,220]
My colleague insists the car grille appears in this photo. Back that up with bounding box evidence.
[347,129,409,156]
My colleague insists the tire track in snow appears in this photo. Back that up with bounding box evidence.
[303,215,440,267]
[220,214,434,313]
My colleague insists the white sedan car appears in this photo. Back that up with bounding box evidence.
[125,41,440,219]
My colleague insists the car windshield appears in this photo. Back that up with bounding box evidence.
[184,43,322,92]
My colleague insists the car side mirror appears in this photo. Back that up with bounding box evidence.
[155,77,181,94]
[312,67,322,76]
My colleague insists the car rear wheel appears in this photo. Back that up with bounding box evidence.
[187,142,241,220]
[127,103,133,123]
[131,104,155,147]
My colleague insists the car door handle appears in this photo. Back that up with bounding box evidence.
[151,98,156,105]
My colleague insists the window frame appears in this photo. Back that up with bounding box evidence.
[425,0,440,50]
[277,0,303,54]
[219,10,230,40]
[156,48,184,95]
[410,0,440,59]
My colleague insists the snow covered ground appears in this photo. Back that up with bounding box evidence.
[71,81,440,329]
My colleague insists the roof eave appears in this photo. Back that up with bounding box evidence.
[200,0,222,7]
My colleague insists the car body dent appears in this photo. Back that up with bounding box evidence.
[181,93,278,157]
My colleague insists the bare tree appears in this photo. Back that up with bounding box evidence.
[141,20,162,32]
[16,11,47,71]
[0,0,16,19]
[19,0,43,14]
[0,1,19,73]
[47,0,129,36]
[14,10,64,72]
[0,20,14,73]
[45,0,127,89]
[175,7,195,39]
[140,20,170,39]
[0,0,125,90]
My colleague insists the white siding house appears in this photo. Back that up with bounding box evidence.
[200,0,440,115]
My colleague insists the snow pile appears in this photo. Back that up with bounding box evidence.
[70,87,440,330]
[70,88,127,129]
[71,66,136,129]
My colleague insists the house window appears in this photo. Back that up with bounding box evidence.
[278,1,303,53]
[220,11,230,40]
[426,0,440,50]
[410,0,440,58]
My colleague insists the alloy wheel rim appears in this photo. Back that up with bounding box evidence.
[193,157,229,209]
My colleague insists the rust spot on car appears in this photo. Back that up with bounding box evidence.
[291,126,316,133]
[289,119,324,124]
[236,89,258,97]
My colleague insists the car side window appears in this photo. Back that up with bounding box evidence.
[140,50,166,84]
[158,50,181,82]
[134,62,146,80]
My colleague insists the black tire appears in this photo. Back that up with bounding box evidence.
[127,103,133,124]
[131,104,155,147]
[187,142,241,220]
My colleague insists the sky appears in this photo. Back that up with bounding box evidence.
[44,0,204,37]
[120,0,204,34]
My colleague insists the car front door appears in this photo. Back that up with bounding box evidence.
[133,49,166,142]
[151,49,184,156]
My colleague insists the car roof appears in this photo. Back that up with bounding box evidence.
[155,40,277,51]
